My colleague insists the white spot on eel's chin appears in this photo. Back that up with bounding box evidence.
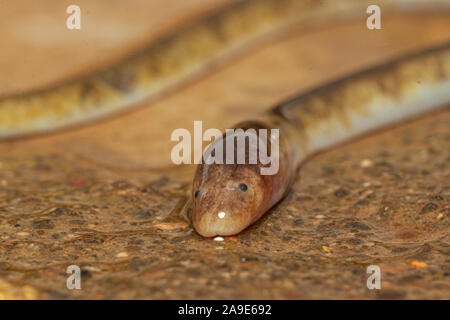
[218,212,226,219]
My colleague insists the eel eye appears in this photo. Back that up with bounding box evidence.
[194,190,201,198]
[238,183,248,192]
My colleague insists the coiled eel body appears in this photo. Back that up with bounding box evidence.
[1,0,449,137]
[0,1,449,236]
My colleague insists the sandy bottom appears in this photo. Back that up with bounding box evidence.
[0,108,448,299]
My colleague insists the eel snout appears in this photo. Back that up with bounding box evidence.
[191,164,266,237]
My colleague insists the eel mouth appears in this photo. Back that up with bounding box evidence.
[193,210,254,237]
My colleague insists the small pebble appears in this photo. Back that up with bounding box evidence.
[116,252,128,258]
[420,202,438,214]
[68,177,86,186]
[214,236,224,242]
[83,266,101,273]
[360,159,373,168]
[154,222,188,230]
[334,188,349,198]
[16,232,30,237]
[410,261,428,268]
[216,246,224,250]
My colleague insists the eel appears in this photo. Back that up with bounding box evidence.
[192,43,450,237]
[1,1,449,236]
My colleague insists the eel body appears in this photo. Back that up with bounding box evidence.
[192,43,450,237]
[1,0,450,137]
